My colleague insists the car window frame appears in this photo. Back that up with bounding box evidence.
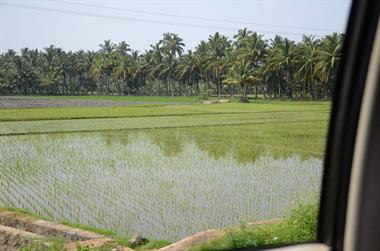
[318,0,380,250]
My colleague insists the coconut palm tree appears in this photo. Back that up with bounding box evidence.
[0,50,19,93]
[267,38,297,98]
[145,43,164,95]
[194,40,211,96]
[116,41,131,56]
[233,28,252,49]
[89,55,106,94]
[128,50,146,95]
[112,42,132,94]
[315,33,343,98]
[223,60,259,102]
[112,53,131,95]
[99,40,116,55]
[160,33,185,58]
[262,36,286,98]
[40,70,60,94]
[296,35,321,99]
[13,51,40,94]
[235,31,267,98]
[207,32,231,97]
[158,33,185,95]
[177,50,200,95]
[0,31,344,99]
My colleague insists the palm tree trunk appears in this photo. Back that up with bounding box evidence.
[241,84,248,102]
[205,74,209,96]
[165,79,169,96]
[217,78,221,98]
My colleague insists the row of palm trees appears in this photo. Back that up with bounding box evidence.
[0,29,344,101]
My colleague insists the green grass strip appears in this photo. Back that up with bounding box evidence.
[0,112,329,136]
[0,102,330,121]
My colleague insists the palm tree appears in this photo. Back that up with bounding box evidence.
[223,60,259,102]
[296,35,320,99]
[99,40,116,55]
[112,43,132,94]
[40,70,60,94]
[267,38,297,98]
[233,28,252,49]
[235,31,267,98]
[262,36,284,98]
[159,33,185,96]
[14,51,40,94]
[97,40,117,94]
[128,50,146,95]
[89,54,106,94]
[194,40,211,96]
[177,50,200,95]
[146,43,164,95]
[0,50,18,93]
[0,32,344,99]
[160,33,185,58]
[73,50,96,94]
[315,33,343,98]
[116,41,131,56]
[112,54,130,95]
[207,32,231,97]
[56,49,71,94]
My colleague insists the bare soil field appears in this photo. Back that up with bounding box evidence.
[0,96,181,108]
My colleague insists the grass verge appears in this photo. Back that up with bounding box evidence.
[189,203,318,250]
[19,238,67,251]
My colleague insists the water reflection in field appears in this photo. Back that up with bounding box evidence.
[0,125,323,241]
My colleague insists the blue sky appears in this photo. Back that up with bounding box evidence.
[0,0,352,53]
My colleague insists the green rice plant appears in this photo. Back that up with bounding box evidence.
[0,130,323,241]
[0,101,330,122]
[0,110,329,136]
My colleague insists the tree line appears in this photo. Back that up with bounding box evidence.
[0,29,344,101]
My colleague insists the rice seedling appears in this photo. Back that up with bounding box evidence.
[0,100,330,122]
[0,130,322,241]
[0,110,329,136]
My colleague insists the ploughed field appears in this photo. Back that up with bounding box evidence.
[0,95,196,108]
[0,96,330,241]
